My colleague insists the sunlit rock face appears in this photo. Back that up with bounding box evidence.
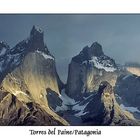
[66,42,119,99]
[0,26,68,126]
[2,52,60,105]
[124,63,140,76]
[1,26,62,105]
[0,92,65,126]
[126,67,140,76]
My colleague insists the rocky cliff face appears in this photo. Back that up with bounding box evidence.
[0,26,68,126]
[79,81,139,125]
[66,42,119,99]
[126,67,140,76]
[1,26,63,104]
[114,74,140,119]
[112,62,140,119]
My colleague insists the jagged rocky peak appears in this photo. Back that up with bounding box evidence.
[0,26,54,83]
[30,25,43,42]
[66,42,118,99]
[73,42,104,62]
[88,42,104,57]
[0,26,62,105]
[30,25,43,35]
[29,25,47,52]
[0,26,67,126]
[10,25,50,55]
[72,42,117,72]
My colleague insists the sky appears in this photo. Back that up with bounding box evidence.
[0,14,140,82]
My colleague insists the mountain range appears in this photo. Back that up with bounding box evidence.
[0,26,140,126]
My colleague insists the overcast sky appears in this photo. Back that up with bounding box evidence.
[0,14,140,82]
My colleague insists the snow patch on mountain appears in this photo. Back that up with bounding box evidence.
[115,94,122,100]
[60,89,78,105]
[120,104,140,113]
[73,102,89,117]
[83,56,116,72]
[14,91,28,96]
[55,102,68,112]
[55,89,78,112]
[0,47,7,56]
[36,50,54,60]
[122,74,132,80]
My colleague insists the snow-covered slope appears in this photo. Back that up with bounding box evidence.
[120,104,140,113]
[83,56,116,72]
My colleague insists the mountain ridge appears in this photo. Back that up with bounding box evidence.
[0,26,139,126]
[0,26,68,126]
